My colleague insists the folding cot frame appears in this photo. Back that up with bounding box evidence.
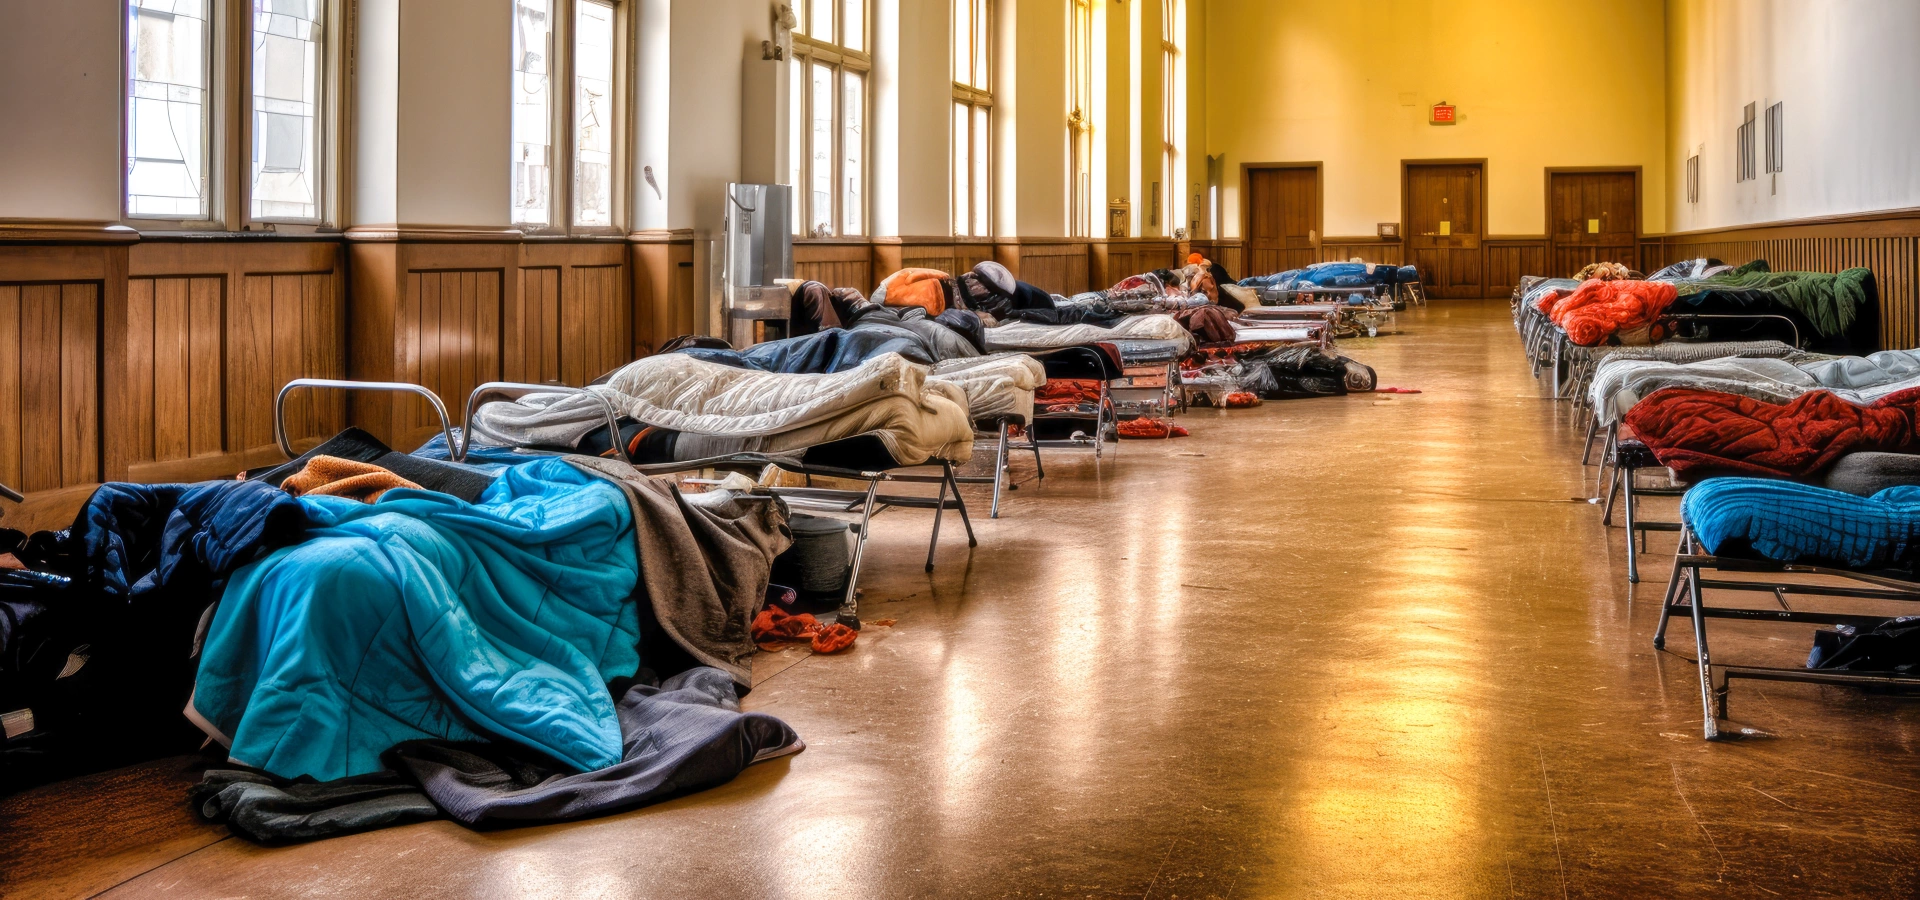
[274,377,977,627]
[1655,525,1920,740]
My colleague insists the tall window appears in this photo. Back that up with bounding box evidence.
[511,0,553,226]
[128,0,332,224]
[128,0,212,218]
[791,0,869,237]
[1160,0,1181,236]
[1067,0,1093,237]
[952,0,991,237]
[512,0,623,232]
[251,0,323,221]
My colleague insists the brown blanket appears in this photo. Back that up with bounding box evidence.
[282,456,421,502]
[564,457,793,687]
[1625,386,1920,481]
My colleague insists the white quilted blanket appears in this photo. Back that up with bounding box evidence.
[472,352,975,465]
[982,314,1195,354]
[931,352,1046,423]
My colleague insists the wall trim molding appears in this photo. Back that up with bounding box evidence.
[0,222,141,244]
[1657,206,1920,242]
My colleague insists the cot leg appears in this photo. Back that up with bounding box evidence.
[1580,414,1599,466]
[990,421,1010,519]
[1602,462,1622,527]
[945,461,978,548]
[1030,433,1045,480]
[1653,528,1691,649]
[1687,561,1722,740]
[1623,466,1641,584]
[837,479,881,629]
[926,470,949,573]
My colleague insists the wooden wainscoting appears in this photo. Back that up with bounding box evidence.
[1098,239,1182,289]
[1011,240,1091,296]
[1189,239,1245,279]
[125,240,346,484]
[1646,209,1920,350]
[631,230,696,357]
[1484,238,1550,298]
[350,236,632,448]
[793,240,873,293]
[0,242,125,531]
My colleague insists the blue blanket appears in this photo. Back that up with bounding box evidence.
[1683,477,1920,568]
[1241,262,1419,293]
[192,458,642,781]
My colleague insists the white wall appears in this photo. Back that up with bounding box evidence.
[0,0,124,222]
[1667,0,1920,232]
[895,0,951,237]
[1008,0,1067,237]
[393,0,510,227]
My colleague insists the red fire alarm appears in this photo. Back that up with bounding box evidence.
[1431,102,1456,125]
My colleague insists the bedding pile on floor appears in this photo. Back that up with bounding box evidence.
[1625,386,1920,480]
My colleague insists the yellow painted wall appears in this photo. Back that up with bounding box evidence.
[1203,0,1667,239]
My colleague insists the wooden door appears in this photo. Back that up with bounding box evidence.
[1245,167,1317,276]
[1549,171,1638,276]
[1405,163,1484,298]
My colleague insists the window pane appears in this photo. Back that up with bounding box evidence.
[841,0,864,52]
[952,102,968,236]
[811,0,833,45]
[810,63,833,236]
[842,71,863,236]
[510,0,552,226]
[972,104,989,236]
[128,0,210,218]
[789,56,804,234]
[250,0,321,220]
[952,0,970,86]
[973,0,988,92]
[791,0,805,35]
[573,0,615,227]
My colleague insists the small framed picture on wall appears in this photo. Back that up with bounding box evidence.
[1109,202,1130,238]
[1378,222,1400,238]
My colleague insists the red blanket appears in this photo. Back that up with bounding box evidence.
[1625,387,1920,480]
[1535,279,1676,346]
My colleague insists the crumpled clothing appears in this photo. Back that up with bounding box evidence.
[752,604,856,653]
[1223,392,1261,408]
[281,456,422,503]
[1173,306,1237,344]
[1035,379,1104,406]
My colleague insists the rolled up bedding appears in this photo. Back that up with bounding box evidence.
[471,352,975,466]
[983,314,1195,354]
[1591,347,1920,426]
[931,353,1046,424]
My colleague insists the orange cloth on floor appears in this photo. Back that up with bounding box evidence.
[752,605,858,654]
[281,456,421,503]
[877,268,953,315]
[1223,392,1261,408]
[1117,418,1189,439]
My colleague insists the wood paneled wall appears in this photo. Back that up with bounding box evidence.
[794,241,873,293]
[350,239,632,448]
[1645,210,1920,350]
[125,241,346,483]
[0,283,100,495]
[1484,239,1550,298]
[631,233,695,356]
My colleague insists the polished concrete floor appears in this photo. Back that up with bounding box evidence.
[8,300,1920,899]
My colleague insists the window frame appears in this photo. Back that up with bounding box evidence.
[952,0,992,238]
[791,0,871,238]
[1161,0,1180,236]
[1066,0,1093,238]
[514,0,629,236]
[122,0,346,232]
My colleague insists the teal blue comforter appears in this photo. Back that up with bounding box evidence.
[191,458,641,781]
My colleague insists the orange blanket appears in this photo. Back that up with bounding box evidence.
[282,456,421,503]
[1625,386,1920,480]
[1535,279,1677,346]
[877,268,954,315]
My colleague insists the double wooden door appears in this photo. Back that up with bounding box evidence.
[1548,171,1638,276]
[1405,163,1484,298]
[1245,166,1317,276]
